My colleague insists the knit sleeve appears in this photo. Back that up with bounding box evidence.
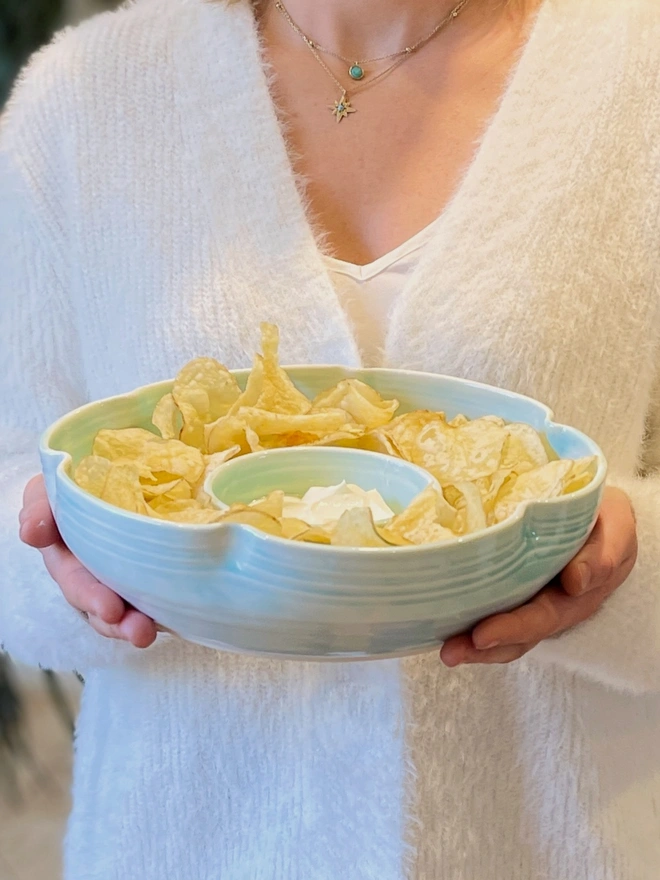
[529,376,660,695]
[0,51,149,672]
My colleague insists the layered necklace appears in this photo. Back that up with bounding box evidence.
[275,0,472,122]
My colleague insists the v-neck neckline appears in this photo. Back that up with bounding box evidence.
[174,0,552,366]
[323,212,444,281]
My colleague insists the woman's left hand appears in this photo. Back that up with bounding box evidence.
[440,487,638,667]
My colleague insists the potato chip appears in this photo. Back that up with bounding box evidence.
[141,478,192,500]
[433,487,460,531]
[309,426,367,447]
[246,430,317,451]
[73,455,112,498]
[379,411,443,462]
[385,413,508,484]
[493,459,574,523]
[253,433,307,450]
[92,428,205,485]
[138,440,205,485]
[147,499,225,524]
[257,427,365,451]
[502,423,549,473]
[294,526,332,545]
[245,426,263,452]
[352,429,403,456]
[451,481,488,534]
[236,407,354,438]
[562,456,598,495]
[172,357,242,450]
[385,410,445,440]
[205,415,253,455]
[249,490,285,519]
[228,353,265,413]
[229,324,311,417]
[108,457,155,482]
[218,508,283,537]
[378,486,456,545]
[148,498,199,514]
[93,428,159,461]
[173,358,241,419]
[257,323,312,415]
[202,446,243,475]
[311,379,398,430]
[476,470,514,519]
[478,415,507,427]
[375,526,413,547]
[447,414,468,428]
[436,418,507,482]
[167,508,227,524]
[280,517,311,540]
[152,393,182,441]
[331,508,390,548]
[101,462,149,515]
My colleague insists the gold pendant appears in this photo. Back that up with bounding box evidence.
[330,92,356,123]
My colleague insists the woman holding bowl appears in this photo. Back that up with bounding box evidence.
[1,0,658,877]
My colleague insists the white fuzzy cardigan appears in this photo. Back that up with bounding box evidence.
[1,1,660,877]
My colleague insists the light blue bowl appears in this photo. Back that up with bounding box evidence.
[206,447,438,513]
[40,366,607,660]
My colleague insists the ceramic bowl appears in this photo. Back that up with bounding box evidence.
[40,366,607,660]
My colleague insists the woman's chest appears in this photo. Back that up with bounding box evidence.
[264,13,534,266]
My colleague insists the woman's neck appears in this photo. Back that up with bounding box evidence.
[264,0,526,61]
[268,0,484,59]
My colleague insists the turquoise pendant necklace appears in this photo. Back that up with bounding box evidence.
[275,0,472,122]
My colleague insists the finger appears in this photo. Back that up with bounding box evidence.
[440,633,473,667]
[19,493,60,549]
[460,643,532,665]
[116,608,158,648]
[86,611,157,648]
[561,488,637,597]
[40,542,126,624]
[471,583,607,650]
[441,633,532,666]
[22,474,48,508]
[86,614,129,641]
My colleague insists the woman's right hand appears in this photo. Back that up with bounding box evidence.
[18,475,157,648]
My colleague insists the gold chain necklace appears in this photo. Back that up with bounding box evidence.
[274,0,471,122]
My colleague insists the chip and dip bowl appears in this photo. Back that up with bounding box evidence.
[40,364,607,660]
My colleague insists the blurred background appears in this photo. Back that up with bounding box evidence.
[0,0,120,107]
[1,4,120,877]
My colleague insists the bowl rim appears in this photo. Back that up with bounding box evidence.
[40,364,608,554]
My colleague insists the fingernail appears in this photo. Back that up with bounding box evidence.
[476,639,500,650]
[578,562,592,593]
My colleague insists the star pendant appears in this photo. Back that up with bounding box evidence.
[330,93,356,123]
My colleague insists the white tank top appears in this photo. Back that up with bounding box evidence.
[323,216,441,367]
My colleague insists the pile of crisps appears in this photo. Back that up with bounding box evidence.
[72,323,597,546]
